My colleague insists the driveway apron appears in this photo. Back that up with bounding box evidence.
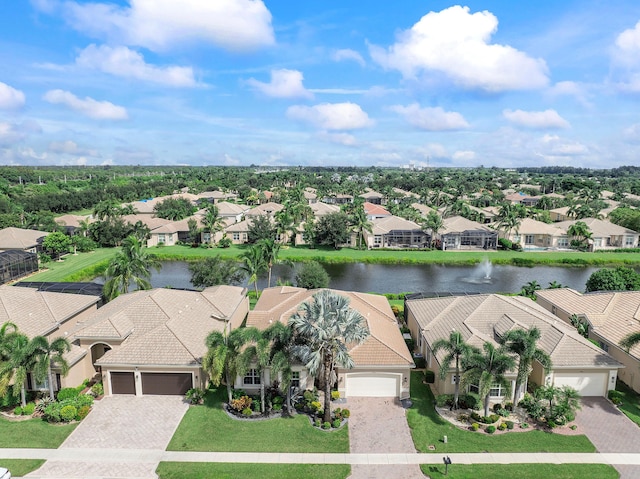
[575,397,640,479]
[28,395,189,479]
[345,397,425,479]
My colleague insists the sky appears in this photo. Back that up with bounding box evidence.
[2,1,640,169]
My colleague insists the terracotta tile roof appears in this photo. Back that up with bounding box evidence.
[364,202,390,217]
[247,287,413,367]
[407,293,622,369]
[0,227,49,250]
[0,285,99,338]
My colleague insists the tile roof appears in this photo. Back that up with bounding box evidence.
[55,214,92,229]
[407,293,622,369]
[411,203,435,216]
[441,216,495,234]
[555,218,639,236]
[364,202,390,217]
[245,202,284,217]
[247,287,413,367]
[310,202,340,217]
[0,227,49,250]
[516,218,565,236]
[216,201,249,216]
[372,215,423,235]
[121,214,173,231]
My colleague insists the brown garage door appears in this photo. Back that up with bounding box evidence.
[141,372,192,395]
[111,372,135,394]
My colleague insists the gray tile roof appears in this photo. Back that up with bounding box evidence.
[0,227,49,250]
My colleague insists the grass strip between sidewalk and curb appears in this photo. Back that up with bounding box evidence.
[419,463,619,478]
[156,462,350,479]
[0,418,77,448]
[615,380,640,427]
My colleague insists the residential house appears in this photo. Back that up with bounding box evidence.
[555,218,639,250]
[549,206,572,222]
[406,293,622,401]
[364,215,428,249]
[244,202,284,218]
[73,286,248,396]
[411,203,435,218]
[216,201,250,224]
[303,188,318,204]
[536,289,640,394]
[0,227,49,253]
[196,190,238,204]
[0,285,100,393]
[504,192,539,207]
[243,287,414,399]
[54,214,92,235]
[439,216,497,250]
[359,189,385,205]
[125,193,200,215]
[310,202,340,218]
[364,202,391,221]
[505,218,565,250]
[323,193,353,205]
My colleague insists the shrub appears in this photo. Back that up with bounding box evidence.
[57,388,80,401]
[498,422,507,431]
[322,421,331,430]
[489,414,500,423]
[230,396,253,412]
[75,395,94,408]
[35,397,54,414]
[310,401,322,413]
[423,370,435,384]
[333,408,342,420]
[232,389,247,400]
[506,421,515,430]
[413,356,426,369]
[44,403,61,422]
[611,396,623,406]
[76,405,91,420]
[241,408,252,417]
[504,402,514,411]
[521,422,529,429]
[497,408,510,418]
[460,393,481,410]
[22,403,35,415]
[608,390,624,404]
[272,403,283,411]
[185,388,205,405]
[60,405,77,422]
[252,399,261,412]
[570,425,577,430]
[0,393,20,409]
[471,422,479,431]
[217,236,232,248]
[91,382,104,397]
[486,425,496,434]
[493,403,503,414]
[547,420,557,429]
[332,419,341,428]
[13,406,22,416]
[272,395,284,406]
[314,418,322,428]
[457,413,469,423]
[498,238,513,250]
[436,394,454,408]
[331,390,340,401]
[341,408,350,418]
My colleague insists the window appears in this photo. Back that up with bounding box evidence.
[243,369,260,385]
[525,235,534,245]
[374,236,382,245]
[557,237,569,247]
[275,234,282,241]
[513,235,521,244]
[626,236,635,246]
[232,233,240,241]
[291,371,300,388]
[451,375,459,385]
[599,341,609,353]
[593,238,602,247]
[33,377,49,390]
[468,384,479,394]
[489,383,504,397]
[202,232,211,243]
[158,234,166,244]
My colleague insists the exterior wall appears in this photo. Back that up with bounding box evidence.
[234,365,310,394]
[148,232,178,247]
[337,366,411,399]
[228,295,250,330]
[590,331,639,394]
[102,365,201,396]
[60,354,94,389]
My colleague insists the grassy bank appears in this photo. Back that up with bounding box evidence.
[26,248,118,282]
[156,463,350,479]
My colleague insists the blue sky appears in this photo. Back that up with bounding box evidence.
[2,0,640,168]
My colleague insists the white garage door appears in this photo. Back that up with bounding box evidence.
[553,372,607,397]
[346,373,399,397]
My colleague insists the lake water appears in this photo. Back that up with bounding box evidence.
[131,260,608,294]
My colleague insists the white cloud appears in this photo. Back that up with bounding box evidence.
[503,109,570,129]
[612,21,640,91]
[246,69,313,99]
[390,103,469,131]
[286,102,373,130]
[369,5,548,92]
[546,81,592,107]
[62,0,274,52]
[332,49,365,66]
[76,44,197,87]
[540,134,588,155]
[43,89,128,120]
[623,123,640,143]
[452,150,476,162]
[316,131,357,146]
[0,122,24,146]
[48,140,99,156]
[0,82,26,110]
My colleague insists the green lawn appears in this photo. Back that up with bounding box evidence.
[0,418,77,448]
[407,373,595,453]
[156,463,350,479]
[420,464,619,479]
[0,459,45,477]
[167,386,349,453]
[615,380,640,427]
[28,248,118,282]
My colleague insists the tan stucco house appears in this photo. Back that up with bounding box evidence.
[0,227,50,253]
[439,216,498,250]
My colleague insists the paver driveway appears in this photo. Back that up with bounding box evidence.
[28,395,188,478]
[345,397,425,479]
[575,397,640,479]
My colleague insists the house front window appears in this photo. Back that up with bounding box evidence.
[513,235,521,244]
[557,237,568,247]
[232,233,240,241]
[158,234,166,244]
[374,236,382,246]
[599,341,609,353]
[243,369,260,385]
[593,238,602,247]
[291,371,300,388]
[203,232,211,243]
[525,235,535,245]
[626,236,635,246]
[468,384,479,394]
[489,384,504,397]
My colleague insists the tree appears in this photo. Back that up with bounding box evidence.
[153,197,197,221]
[189,256,245,288]
[42,231,72,261]
[302,221,317,249]
[240,245,267,296]
[0,333,44,406]
[423,211,444,245]
[0,322,18,396]
[315,212,350,249]
[567,221,592,251]
[500,327,552,403]
[264,321,297,412]
[569,314,589,338]
[496,203,525,238]
[620,331,640,352]
[202,204,225,245]
[431,331,477,409]
[257,238,282,289]
[547,281,564,289]
[93,200,124,221]
[247,215,276,244]
[187,218,200,245]
[103,235,162,300]
[289,290,370,423]
[585,267,640,292]
[461,342,516,417]
[295,261,330,289]
[350,204,372,250]
[519,280,541,299]
[33,336,71,400]
[237,328,271,413]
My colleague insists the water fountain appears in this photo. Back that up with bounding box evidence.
[460,258,493,285]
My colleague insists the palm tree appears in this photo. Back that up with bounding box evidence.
[257,238,282,288]
[496,203,524,239]
[351,205,372,250]
[431,330,477,409]
[202,204,225,245]
[423,211,444,246]
[93,199,123,221]
[240,245,267,296]
[33,336,71,400]
[461,342,516,417]
[547,281,564,289]
[0,333,45,406]
[0,322,19,395]
[103,235,162,301]
[289,290,370,423]
[567,221,592,251]
[237,328,271,413]
[519,280,541,299]
[500,327,552,403]
[620,331,640,352]
[264,321,297,412]
[203,327,253,404]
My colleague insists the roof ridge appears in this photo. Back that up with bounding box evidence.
[351,334,412,364]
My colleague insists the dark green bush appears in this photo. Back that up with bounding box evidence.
[498,238,513,250]
[436,394,454,407]
[1,393,20,409]
[57,388,80,401]
[608,390,624,403]
[332,419,341,428]
[547,420,557,429]
[486,425,496,434]
[22,403,35,415]
[506,420,515,430]
[423,370,435,383]
[322,421,331,429]
[413,355,426,369]
[460,393,481,410]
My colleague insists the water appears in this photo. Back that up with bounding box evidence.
[114,260,612,294]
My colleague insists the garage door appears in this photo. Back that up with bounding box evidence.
[553,372,607,397]
[346,373,399,397]
[141,372,192,395]
[111,372,135,395]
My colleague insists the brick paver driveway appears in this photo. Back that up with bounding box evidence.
[345,397,425,479]
[575,397,640,479]
[28,395,188,478]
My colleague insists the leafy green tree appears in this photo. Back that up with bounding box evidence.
[302,220,317,248]
[42,231,72,260]
[496,203,525,238]
[585,267,640,292]
[289,290,370,423]
[237,328,271,413]
[315,212,351,249]
[93,200,125,221]
[153,197,196,221]
[295,261,330,289]
[240,245,267,296]
[569,314,590,338]
[431,331,477,409]
[187,218,200,245]
[88,217,131,247]
[461,342,516,417]
[567,221,592,250]
[189,256,245,288]
[500,327,552,403]
[103,235,162,300]
[423,211,444,245]
[519,280,541,299]
[264,321,297,411]
[247,215,276,244]
[547,281,564,289]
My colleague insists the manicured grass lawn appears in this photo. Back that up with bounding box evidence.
[407,373,595,453]
[0,459,45,477]
[615,380,640,427]
[27,248,118,282]
[0,417,77,448]
[167,386,349,453]
[420,464,619,478]
[156,463,351,479]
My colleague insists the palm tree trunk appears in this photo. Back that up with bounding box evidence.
[268,266,272,288]
[260,371,265,413]
[225,371,233,404]
[513,378,522,404]
[48,364,56,401]
[286,385,292,414]
[323,355,332,424]
[484,394,490,418]
[454,356,460,410]
[254,281,259,297]
[20,387,26,408]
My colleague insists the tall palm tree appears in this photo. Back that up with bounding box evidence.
[202,204,225,245]
[33,336,71,400]
[423,211,444,246]
[103,235,162,300]
[431,331,477,409]
[496,203,524,239]
[500,327,552,403]
[257,238,281,288]
[0,322,19,395]
[237,328,271,413]
[461,342,516,417]
[351,205,372,250]
[0,333,45,406]
[240,245,267,296]
[264,321,297,412]
[620,331,640,352]
[289,290,370,423]
[567,221,592,251]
